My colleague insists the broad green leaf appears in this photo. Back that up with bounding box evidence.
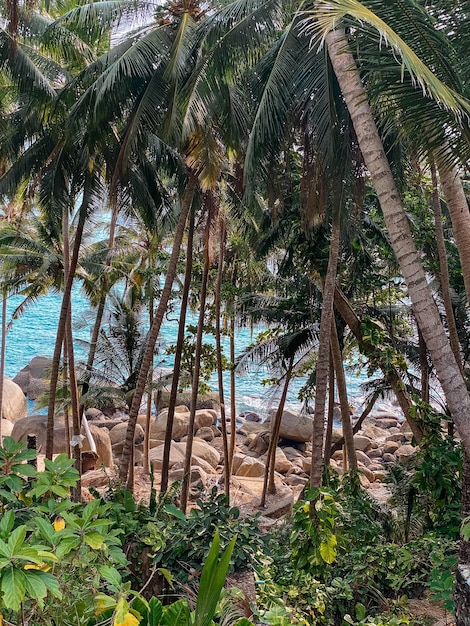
[0,510,14,535]
[1,567,26,611]
[84,532,104,549]
[161,599,191,626]
[148,596,163,626]
[100,565,122,588]
[319,535,337,564]
[163,503,186,520]
[8,526,27,556]
[82,498,102,524]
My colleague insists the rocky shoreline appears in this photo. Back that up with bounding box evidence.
[2,356,415,512]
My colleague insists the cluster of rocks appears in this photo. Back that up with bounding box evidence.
[4,356,419,507]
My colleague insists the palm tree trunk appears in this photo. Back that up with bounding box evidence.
[417,327,430,405]
[214,215,230,500]
[180,200,212,513]
[333,286,423,442]
[120,174,197,487]
[160,206,195,494]
[0,290,7,432]
[261,356,294,507]
[229,300,237,472]
[330,319,357,472]
[430,162,463,374]
[323,354,335,467]
[45,184,89,460]
[310,214,341,489]
[326,30,470,454]
[62,203,82,498]
[438,164,470,307]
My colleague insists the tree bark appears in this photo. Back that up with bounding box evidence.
[261,356,294,507]
[438,164,470,307]
[0,291,6,432]
[45,185,89,460]
[333,286,423,442]
[327,30,470,455]
[310,214,341,489]
[160,206,195,494]
[180,199,212,512]
[431,161,463,375]
[330,320,357,472]
[120,174,197,487]
[214,215,230,500]
[323,354,335,467]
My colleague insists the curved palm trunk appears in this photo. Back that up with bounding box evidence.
[120,174,197,487]
[326,30,470,453]
[330,320,357,473]
[214,216,230,500]
[438,164,470,306]
[333,286,423,442]
[180,202,212,513]
[261,356,294,507]
[45,186,89,460]
[160,207,195,494]
[431,162,463,374]
[310,214,341,489]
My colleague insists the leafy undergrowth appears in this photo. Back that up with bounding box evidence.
[0,435,460,626]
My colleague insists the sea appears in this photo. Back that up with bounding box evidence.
[3,287,387,420]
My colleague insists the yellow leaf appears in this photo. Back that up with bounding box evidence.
[54,517,65,531]
[114,612,140,626]
[24,563,51,572]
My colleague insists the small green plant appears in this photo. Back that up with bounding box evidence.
[291,487,341,575]
[0,436,37,504]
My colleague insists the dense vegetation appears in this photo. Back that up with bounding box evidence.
[1,0,470,623]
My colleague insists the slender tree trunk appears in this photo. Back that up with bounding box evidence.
[326,29,470,453]
[160,207,195,494]
[323,354,335,467]
[62,205,82,498]
[229,303,237,472]
[430,162,463,374]
[45,187,89,460]
[310,214,341,489]
[180,201,212,513]
[330,320,357,472]
[120,175,197,487]
[438,164,470,307]
[261,357,294,507]
[214,215,230,500]
[0,291,6,432]
[63,339,71,458]
[333,286,423,441]
[417,327,430,405]
[144,272,156,473]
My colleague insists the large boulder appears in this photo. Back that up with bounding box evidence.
[2,378,27,422]
[10,415,114,468]
[274,410,313,443]
[13,356,51,400]
[153,407,189,440]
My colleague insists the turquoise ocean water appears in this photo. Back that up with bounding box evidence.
[4,287,377,419]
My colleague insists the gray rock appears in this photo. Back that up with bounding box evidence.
[353,435,372,451]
